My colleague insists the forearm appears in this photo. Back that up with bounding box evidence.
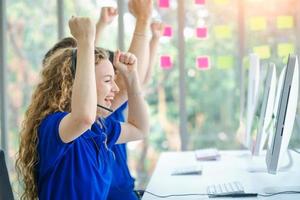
[143,36,159,86]
[126,72,149,134]
[95,22,107,46]
[71,41,97,123]
[128,18,150,82]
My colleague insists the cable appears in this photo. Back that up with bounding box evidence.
[143,190,300,198]
[143,191,207,198]
[258,191,300,197]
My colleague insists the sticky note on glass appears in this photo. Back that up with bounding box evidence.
[250,17,266,31]
[158,0,169,8]
[214,25,231,39]
[277,43,295,57]
[277,16,294,29]
[217,56,233,70]
[195,0,205,4]
[160,56,172,69]
[253,45,271,59]
[197,56,210,70]
[214,0,228,5]
[196,27,208,39]
[163,26,172,37]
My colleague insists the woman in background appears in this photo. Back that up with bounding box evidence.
[94,2,164,199]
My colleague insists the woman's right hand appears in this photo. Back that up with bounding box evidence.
[68,16,95,43]
[114,50,138,81]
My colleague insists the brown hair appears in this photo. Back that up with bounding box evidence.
[42,37,77,65]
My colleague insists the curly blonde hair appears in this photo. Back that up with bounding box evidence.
[16,46,108,200]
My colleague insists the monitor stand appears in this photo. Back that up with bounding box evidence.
[247,150,293,173]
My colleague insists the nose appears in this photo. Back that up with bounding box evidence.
[112,80,120,93]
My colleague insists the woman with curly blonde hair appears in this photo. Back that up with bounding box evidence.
[16,17,149,200]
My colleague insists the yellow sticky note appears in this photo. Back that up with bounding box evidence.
[217,56,233,69]
[214,25,232,39]
[250,17,266,31]
[277,43,295,57]
[253,45,271,59]
[214,0,229,5]
[277,16,294,29]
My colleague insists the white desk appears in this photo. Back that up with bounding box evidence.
[142,150,300,199]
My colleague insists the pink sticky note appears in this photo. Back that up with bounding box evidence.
[196,27,207,38]
[163,26,172,37]
[197,56,210,70]
[158,0,169,8]
[195,0,205,4]
[160,56,172,69]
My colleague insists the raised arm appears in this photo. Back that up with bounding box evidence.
[113,51,150,143]
[95,7,118,46]
[143,21,165,86]
[127,0,153,82]
[110,0,153,110]
[59,17,97,143]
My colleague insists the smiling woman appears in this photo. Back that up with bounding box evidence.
[15,16,149,200]
[15,45,111,199]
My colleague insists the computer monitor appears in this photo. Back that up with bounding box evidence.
[252,64,277,156]
[0,150,14,200]
[244,53,260,148]
[266,54,299,174]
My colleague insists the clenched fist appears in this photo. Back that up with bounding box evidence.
[69,16,95,43]
[113,50,137,79]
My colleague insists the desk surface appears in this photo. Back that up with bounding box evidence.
[142,150,300,200]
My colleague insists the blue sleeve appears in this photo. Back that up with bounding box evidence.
[107,101,128,121]
[104,117,121,148]
[38,112,71,173]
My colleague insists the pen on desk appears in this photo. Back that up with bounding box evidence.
[210,193,258,198]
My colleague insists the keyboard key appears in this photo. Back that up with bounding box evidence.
[206,181,245,196]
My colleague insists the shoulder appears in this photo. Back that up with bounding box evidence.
[40,112,68,127]
[39,112,69,136]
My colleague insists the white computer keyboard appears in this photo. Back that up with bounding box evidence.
[207,181,245,196]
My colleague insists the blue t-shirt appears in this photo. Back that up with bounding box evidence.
[106,102,138,200]
[37,112,121,200]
